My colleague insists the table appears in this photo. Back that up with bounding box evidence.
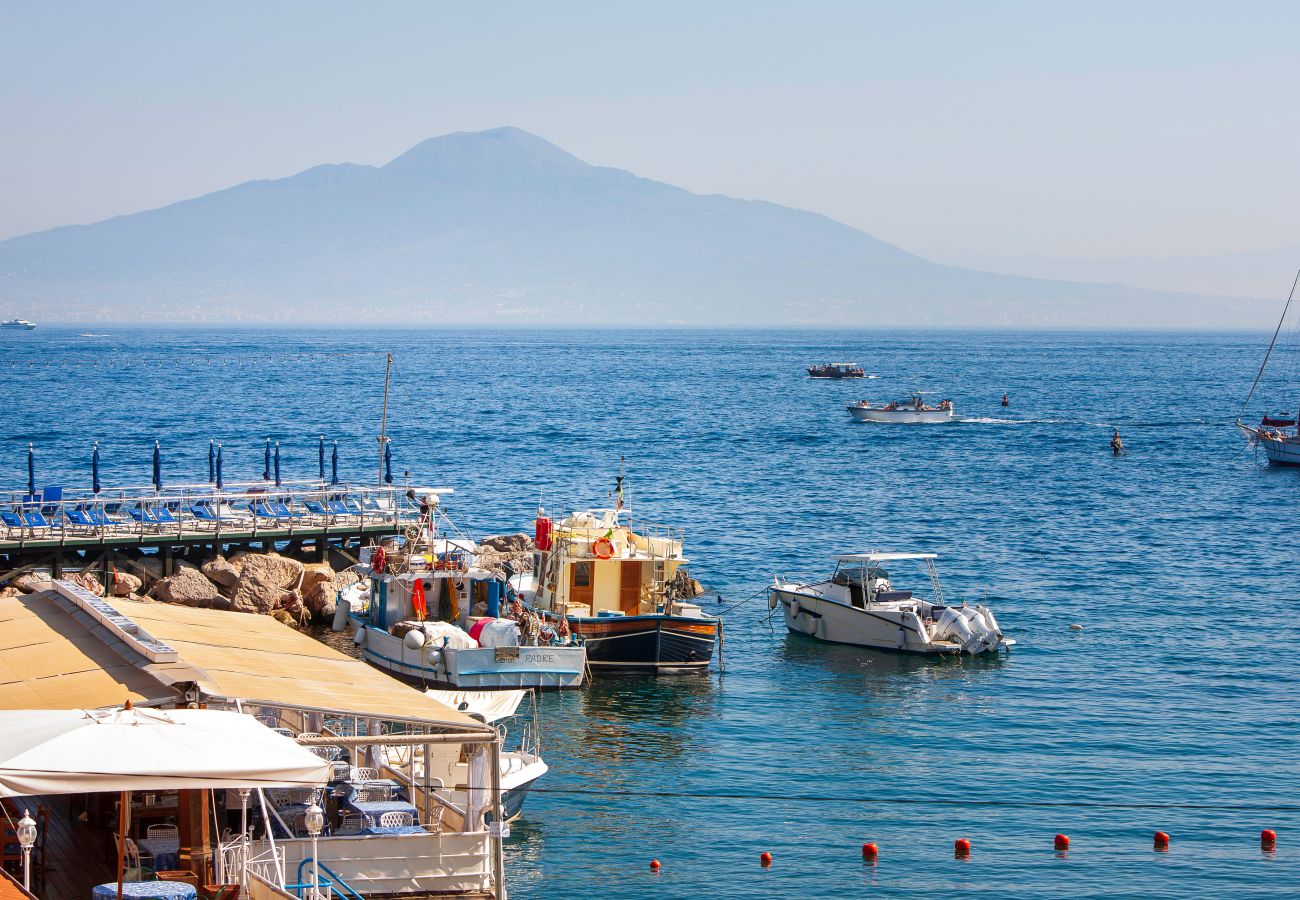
[358,825,426,836]
[137,837,179,871]
[93,881,197,900]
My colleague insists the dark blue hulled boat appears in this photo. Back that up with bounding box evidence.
[510,506,719,676]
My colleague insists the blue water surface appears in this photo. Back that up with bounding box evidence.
[2,326,1298,898]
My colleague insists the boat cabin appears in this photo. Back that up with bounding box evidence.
[828,552,944,608]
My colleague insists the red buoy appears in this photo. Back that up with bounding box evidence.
[861,842,879,859]
[1154,831,1170,850]
[649,859,661,870]
[954,838,971,858]
[760,851,773,867]
[1054,834,1070,851]
[1262,829,1278,848]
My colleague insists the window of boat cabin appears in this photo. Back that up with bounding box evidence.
[573,562,592,587]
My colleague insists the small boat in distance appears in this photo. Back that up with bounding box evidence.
[1,319,36,330]
[1237,269,1300,465]
[848,392,954,423]
[770,551,1014,655]
[808,362,865,379]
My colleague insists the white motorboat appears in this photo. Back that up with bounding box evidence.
[0,319,35,330]
[769,552,1014,655]
[848,392,954,423]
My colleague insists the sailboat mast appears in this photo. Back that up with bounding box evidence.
[1239,268,1300,424]
[377,352,392,491]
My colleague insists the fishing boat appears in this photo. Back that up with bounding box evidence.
[345,492,587,690]
[769,552,1014,655]
[847,392,954,423]
[1237,270,1300,465]
[0,319,35,330]
[509,475,719,675]
[808,361,865,378]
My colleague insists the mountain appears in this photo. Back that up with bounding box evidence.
[0,127,1271,326]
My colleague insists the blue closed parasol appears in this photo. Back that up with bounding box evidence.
[27,444,34,497]
[274,442,282,486]
[318,435,325,481]
[208,440,215,484]
[215,444,224,489]
[384,441,393,485]
[262,438,271,482]
[92,442,101,495]
[152,441,162,492]
[331,441,339,485]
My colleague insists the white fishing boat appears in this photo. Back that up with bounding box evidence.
[344,492,587,690]
[769,552,1014,655]
[1237,269,1300,466]
[848,392,954,423]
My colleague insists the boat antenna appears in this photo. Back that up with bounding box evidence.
[377,351,392,491]
[1239,268,1300,424]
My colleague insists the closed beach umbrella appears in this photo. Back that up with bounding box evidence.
[331,441,339,485]
[318,436,325,481]
[92,443,101,495]
[384,441,393,485]
[274,442,282,486]
[208,440,215,484]
[26,445,34,497]
[215,444,224,490]
[152,442,162,492]
[263,438,271,482]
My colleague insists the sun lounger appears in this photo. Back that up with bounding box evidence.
[270,501,304,519]
[303,500,331,517]
[327,500,353,517]
[22,511,53,529]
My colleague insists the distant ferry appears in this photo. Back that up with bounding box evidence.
[1,319,35,330]
[808,362,864,379]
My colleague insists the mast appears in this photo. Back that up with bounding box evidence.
[1239,268,1300,426]
[377,352,392,491]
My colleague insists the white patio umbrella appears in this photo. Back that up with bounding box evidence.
[0,704,330,900]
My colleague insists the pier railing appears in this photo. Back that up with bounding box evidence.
[0,481,420,548]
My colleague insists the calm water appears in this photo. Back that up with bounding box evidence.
[3,326,1298,898]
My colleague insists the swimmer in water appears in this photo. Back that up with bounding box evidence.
[1111,429,1124,455]
[1001,393,1009,406]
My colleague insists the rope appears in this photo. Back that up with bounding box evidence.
[523,785,1300,813]
[1238,268,1300,423]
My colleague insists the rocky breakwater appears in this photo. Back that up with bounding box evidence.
[2,550,362,628]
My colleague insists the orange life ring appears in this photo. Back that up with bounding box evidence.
[592,537,614,560]
[372,546,387,574]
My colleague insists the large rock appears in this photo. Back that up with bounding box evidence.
[131,557,165,588]
[300,563,335,594]
[155,568,220,607]
[201,556,242,589]
[12,573,50,594]
[230,552,303,591]
[230,572,284,614]
[110,571,142,597]
[479,533,533,554]
[0,586,20,599]
[271,608,300,628]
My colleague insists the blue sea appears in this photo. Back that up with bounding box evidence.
[3,326,1298,898]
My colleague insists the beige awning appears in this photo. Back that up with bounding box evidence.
[116,599,482,729]
[0,594,175,709]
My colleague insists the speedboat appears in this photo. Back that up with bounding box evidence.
[808,362,865,378]
[848,392,953,423]
[769,552,1014,655]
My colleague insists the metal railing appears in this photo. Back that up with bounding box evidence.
[0,482,419,547]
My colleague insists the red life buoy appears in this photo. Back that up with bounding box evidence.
[372,546,387,574]
[592,537,614,560]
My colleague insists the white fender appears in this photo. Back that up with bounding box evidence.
[768,592,778,610]
[403,628,427,650]
[331,598,350,632]
[815,616,828,639]
[353,627,367,648]
[788,598,802,618]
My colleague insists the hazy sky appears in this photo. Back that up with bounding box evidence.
[3,1,1298,265]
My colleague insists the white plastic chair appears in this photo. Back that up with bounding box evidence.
[146,824,178,841]
[350,767,378,782]
[377,811,413,828]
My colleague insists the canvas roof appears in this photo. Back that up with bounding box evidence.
[0,591,482,731]
[115,599,482,729]
[832,552,937,562]
[0,593,175,710]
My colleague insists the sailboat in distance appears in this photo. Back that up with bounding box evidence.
[1238,269,1300,465]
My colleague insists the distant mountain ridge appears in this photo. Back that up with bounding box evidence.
[0,127,1268,326]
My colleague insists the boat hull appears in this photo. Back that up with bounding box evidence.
[355,622,587,689]
[772,587,960,655]
[847,406,953,423]
[1257,432,1300,466]
[568,614,718,675]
